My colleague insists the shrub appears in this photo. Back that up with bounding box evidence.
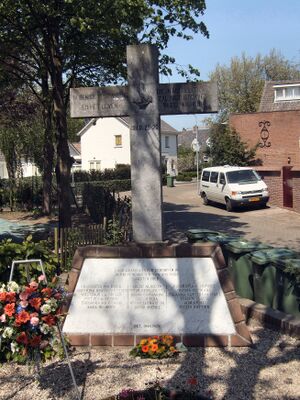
[74,164,131,182]
[176,174,193,182]
[75,179,131,196]
[0,236,58,284]
[82,184,116,223]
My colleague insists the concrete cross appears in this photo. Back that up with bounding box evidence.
[70,44,218,242]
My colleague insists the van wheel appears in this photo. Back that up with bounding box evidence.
[225,198,233,212]
[202,194,209,205]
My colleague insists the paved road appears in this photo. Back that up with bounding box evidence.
[163,182,300,251]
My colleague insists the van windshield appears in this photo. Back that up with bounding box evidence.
[226,170,261,184]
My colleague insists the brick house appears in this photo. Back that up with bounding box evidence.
[230,81,300,213]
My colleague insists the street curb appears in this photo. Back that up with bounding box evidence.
[239,298,300,338]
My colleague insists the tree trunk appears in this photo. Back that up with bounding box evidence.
[44,23,72,228]
[41,74,54,216]
[42,117,54,215]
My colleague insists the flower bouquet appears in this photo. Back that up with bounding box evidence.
[0,275,66,364]
[129,335,179,359]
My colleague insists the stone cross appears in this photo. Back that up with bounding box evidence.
[70,44,218,242]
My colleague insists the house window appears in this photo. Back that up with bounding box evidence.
[89,160,101,170]
[274,85,300,101]
[165,136,170,148]
[115,135,122,147]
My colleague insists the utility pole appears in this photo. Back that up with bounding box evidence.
[191,126,201,194]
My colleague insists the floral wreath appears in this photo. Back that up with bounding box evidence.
[0,275,66,363]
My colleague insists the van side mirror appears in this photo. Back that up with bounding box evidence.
[220,178,225,185]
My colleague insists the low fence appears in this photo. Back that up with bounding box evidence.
[54,223,106,272]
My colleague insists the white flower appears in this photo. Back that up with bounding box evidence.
[0,284,6,293]
[40,304,52,315]
[7,281,20,293]
[2,327,14,339]
[40,323,51,334]
[46,298,58,310]
[10,341,18,354]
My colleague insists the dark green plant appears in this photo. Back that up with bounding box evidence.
[82,184,116,223]
[0,236,58,284]
[205,124,258,166]
[104,219,126,245]
[176,174,193,182]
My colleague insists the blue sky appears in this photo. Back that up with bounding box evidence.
[162,0,300,131]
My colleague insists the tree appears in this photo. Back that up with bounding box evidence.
[177,145,196,172]
[0,87,40,210]
[210,50,300,121]
[0,0,209,227]
[205,123,258,166]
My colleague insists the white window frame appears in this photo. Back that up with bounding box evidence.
[274,84,300,102]
[89,160,101,170]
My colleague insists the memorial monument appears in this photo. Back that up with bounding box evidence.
[64,44,252,347]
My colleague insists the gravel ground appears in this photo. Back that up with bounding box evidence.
[0,321,299,400]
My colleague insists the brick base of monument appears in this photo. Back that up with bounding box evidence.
[63,242,253,347]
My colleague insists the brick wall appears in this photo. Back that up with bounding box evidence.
[257,170,283,207]
[230,110,300,168]
[292,170,300,213]
[230,111,300,213]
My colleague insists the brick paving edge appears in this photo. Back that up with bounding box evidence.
[238,298,300,338]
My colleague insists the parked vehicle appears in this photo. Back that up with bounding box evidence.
[199,166,269,211]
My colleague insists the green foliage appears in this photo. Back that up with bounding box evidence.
[176,174,193,182]
[0,236,58,285]
[0,176,44,210]
[177,145,196,173]
[104,219,126,245]
[74,165,131,182]
[210,50,300,121]
[75,179,131,197]
[82,184,116,223]
[206,124,258,166]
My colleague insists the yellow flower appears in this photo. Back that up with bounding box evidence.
[140,339,148,346]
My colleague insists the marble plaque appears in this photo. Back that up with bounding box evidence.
[63,258,236,335]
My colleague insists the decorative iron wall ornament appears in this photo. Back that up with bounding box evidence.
[258,120,271,148]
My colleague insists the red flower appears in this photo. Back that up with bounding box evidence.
[29,281,38,290]
[24,286,35,296]
[142,345,149,353]
[54,292,62,300]
[15,310,30,325]
[42,288,52,297]
[187,377,198,386]
[16,331,29,345]
[0,292,7,302]
[42,314,56,326]
[29,297,42,311]
[6,292,16,302]
[30,335,42,348]
[4,303,15,317]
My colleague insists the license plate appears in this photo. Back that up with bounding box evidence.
[249,197,260,202]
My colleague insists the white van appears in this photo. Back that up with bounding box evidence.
[199,166,269,211]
